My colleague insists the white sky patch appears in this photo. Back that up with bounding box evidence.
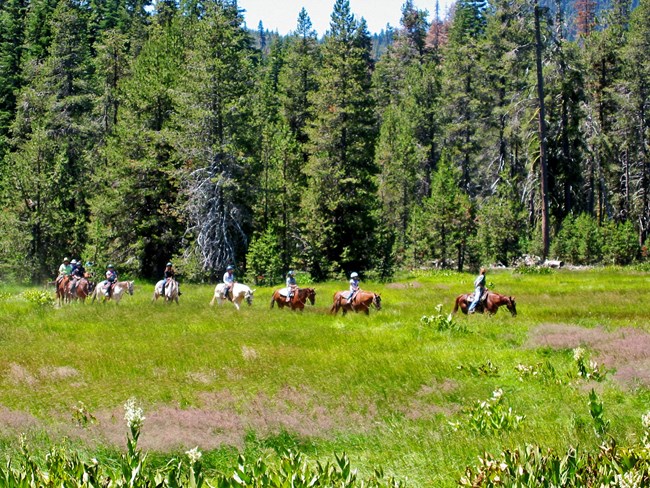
[238,0,455,36]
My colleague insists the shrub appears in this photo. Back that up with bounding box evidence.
[245,228,284,286]
[21,289,54,306]
[450,388,525,434]
[460,397,650,487]
[458,360,500,377]
[602,220,639,265]
[421,304,467,332]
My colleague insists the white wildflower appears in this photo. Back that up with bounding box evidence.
[492,388,503,400]
[186,446,202,464]
[614,470,643,488]
[124,398,145,430]
[642,412,650,429]
[573,347,585,362]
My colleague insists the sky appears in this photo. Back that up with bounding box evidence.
[237,0,455,36]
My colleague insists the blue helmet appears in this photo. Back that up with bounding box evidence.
[226,265,234,271]
[107,264,114,269]
[288,270,295,276]
[166,262,173,266]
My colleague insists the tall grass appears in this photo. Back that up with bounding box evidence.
[0,269,649,485]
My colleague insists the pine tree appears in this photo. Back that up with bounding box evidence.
[0,0,27,161]
[3,0,95,280]
[86,19,185,276]
[174,0,257,276]
[302,0,378,278]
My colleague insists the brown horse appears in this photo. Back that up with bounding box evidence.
[453,291,517,317]
[56,276,70,306]
[270,287,316,311]
[67,277,94,303]
[331,290,381,315]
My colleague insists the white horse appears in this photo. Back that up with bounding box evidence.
[92,280,134,304]
[210,283,255,310]
[152,278,179,305]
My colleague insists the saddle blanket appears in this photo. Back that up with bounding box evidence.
[278,287,291,297]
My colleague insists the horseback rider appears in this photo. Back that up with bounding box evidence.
[56,257,72,285]
[69,260,86,295]
[104,264,118,297]
[468,267,487,314]
[222,265,235,300]
[347,272,360,303]
[285,270,297,302]
[162,262,181,296]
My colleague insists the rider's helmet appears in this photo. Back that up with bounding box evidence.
[226,265,234,271]
[288,270,294,276]
[63,257,70,263]
[166,262,173,267]
[350,272,359,278]
[70,259,77,265]
[107,264,114,269]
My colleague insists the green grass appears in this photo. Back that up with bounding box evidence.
[1,269,650,486]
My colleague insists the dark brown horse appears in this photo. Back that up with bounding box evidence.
[270,287,316,311]
[453,291,517,316]
[331,290,381,315]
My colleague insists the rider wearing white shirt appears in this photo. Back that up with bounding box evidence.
[223,265,235,300]
[348,272,360,303]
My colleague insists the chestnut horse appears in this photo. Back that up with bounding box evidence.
[453,291,517,317]
[270,287,316,311]
[331,290,381,315]
[56,276,70,306]
[67,277,94,303]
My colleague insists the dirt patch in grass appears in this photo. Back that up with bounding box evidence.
[39,366,79,380]
[62,386,378,451]
[0,406,40,435]
[6,363,38,385]
[386,281,423,289]
[528,323,650,387]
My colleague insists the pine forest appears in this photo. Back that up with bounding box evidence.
[0,0,649,283]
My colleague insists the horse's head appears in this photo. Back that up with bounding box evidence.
[245,288,255,306]
[307,288,316,305]
[507,296,517,317]
[128,281,135,295]
[373,293,382,310]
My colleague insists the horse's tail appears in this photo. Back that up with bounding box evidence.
[453,295,461,314]
[330,295,340,314]
[270,293,275,308]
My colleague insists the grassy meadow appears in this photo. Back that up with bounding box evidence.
[1,268,650,486]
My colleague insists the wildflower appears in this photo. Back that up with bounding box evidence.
[492,388,503,400]
[124,398,145,430]
[573,347,585,362]
[186,447,202,464]
[642,412,650,430]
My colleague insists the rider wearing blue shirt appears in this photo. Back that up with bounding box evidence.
[468,267,486,314]
[285,270,297,302]
[347,272,360,303]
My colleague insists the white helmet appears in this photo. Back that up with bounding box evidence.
[70,259,77,265]
[350,272,359,278]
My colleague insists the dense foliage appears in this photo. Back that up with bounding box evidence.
[0,0,649,282]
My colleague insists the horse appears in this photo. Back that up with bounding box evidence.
[270,287,316,311]
[152,278,179,305]
[330,290,381,315]
[452,291,517,317]
[55,276,70,306]
[210,283,255,310]
[66,277,94,303]
[91,280,134,304]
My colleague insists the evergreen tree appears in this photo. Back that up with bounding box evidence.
[174,0,257,276]
[0,0,27,161]
[86,19,185,276]
[3,0,95,280]
[302,0,378,278]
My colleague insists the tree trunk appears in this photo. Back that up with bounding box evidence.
[534,2,550,260]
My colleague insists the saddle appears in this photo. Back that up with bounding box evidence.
[469,290,489,303]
